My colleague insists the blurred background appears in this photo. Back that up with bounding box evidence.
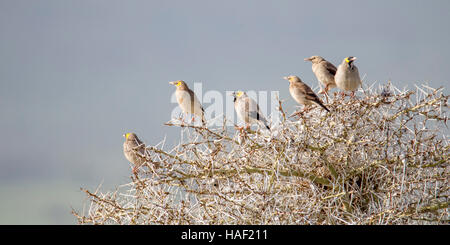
[0,0,449,224]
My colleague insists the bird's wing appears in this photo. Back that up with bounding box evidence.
[324,61,337,76]
[131,139,147,157]
[296,82,321,102]
[187,89,198,104]
[134,136,144,146]
[186,88,205,113]
[293,83,329,112]
[250,110,269,124]
[246,97,268,122]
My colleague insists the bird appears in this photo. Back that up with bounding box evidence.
[283,75,330,113]
[381,81,392,98]
[304,56,337,96]
[335,56,362,97]
[123,132,147,174]
[169,80,206,125]
[232,91,270,131]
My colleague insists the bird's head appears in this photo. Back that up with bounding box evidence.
[283,75,301,83]
[344,56,357,64]
[169,80,187,89]
[304,56,324,63]
[123,132,136,141]
[232,91,245,102]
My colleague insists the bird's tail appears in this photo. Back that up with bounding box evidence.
[321,103,330,112]
[200,107,207,126]
[261,118,271,131]
[201,113,206,126]
[317,100,330,112]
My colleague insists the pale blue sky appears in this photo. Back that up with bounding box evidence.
[0,0,449,224]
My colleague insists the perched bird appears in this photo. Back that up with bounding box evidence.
[283,75,330,112]
[304,56,337,96]
[232,91,270,130]
[335,56,362,97]
[380,81,392,98]
[123,133,147,174]
[169,80,206,125]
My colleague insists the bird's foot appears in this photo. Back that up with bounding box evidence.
[322,92,330,103]
[290,110,304,119]
[178,114,188,126]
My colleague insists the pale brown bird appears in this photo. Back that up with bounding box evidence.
[123,133,147,174]
[232,91,270,131]
[304,55,337,96]
[169,80,206,125]
[335,56,362,97]
[283,75,330,112]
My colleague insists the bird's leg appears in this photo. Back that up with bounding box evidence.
[297,110,306,119]
[319,86,326,95]
[340,91,346,99]
[177,112,184,124]
[331,91,337,103]
[350,91,356,98]
[234,125,245,132]
[325,84,332,95]
[323,85,330,103]
[179,113,187,125]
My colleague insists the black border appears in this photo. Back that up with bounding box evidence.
[0,225,446,243]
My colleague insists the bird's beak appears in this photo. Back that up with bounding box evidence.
[304,57,312,61]
[169,81,176,85]
[283,76,290,81]
[122,134,125,138]
[350,57,357,62]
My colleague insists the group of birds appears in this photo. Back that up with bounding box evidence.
[123,55,362,173]
[167,55,361,130]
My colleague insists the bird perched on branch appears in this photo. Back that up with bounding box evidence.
[284,75,330,113]
[232,91,270,131]
[123,132,147,174]
[304,56,337,96]
[335,56,362,97]
[169,80,206,125]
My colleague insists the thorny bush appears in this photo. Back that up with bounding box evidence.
[73,84,449,224]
